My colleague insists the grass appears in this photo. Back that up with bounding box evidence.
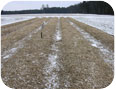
[1,17,113,89]
[1,18,39,36]
[58,18,113,89]
[68,18,114,51]
[1,18,48,54]
[1,18,58,89]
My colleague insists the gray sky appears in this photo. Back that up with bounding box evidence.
[3,1,81,11]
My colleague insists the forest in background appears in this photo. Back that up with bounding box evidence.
[1,1,114,15]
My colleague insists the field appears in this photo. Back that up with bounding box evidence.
[1,14,114,35]
[1,15,114,89]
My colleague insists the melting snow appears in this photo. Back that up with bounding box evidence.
[3,48,17,59]
[43,18,63,89]
[55,30,62,41]
[73,15,114,35]
[2,21,48,61]
[69,21,114,70]
[2,14,114,35]
[3,55,11,59]
[10,48,17,53]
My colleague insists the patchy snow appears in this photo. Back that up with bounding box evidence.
[73,14,114,35]
[64,75,71,88]
[1,14,114,36]
[55,21,62,41]
[3,55,11,59]
[44,53,60,89]
[55,30,62,41]
[43,18,64,89]
[69,21,114,70]
[2,21,48,62]
[3,48,18,59]
[10,48,17,53]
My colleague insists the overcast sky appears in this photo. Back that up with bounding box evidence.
[3,1,81,11]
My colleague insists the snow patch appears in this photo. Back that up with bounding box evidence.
[3,55,11,59]
[55,30,62,41]
[10,48,17,53]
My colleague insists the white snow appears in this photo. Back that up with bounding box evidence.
[10,48,17,53]
[69,21,114,70]
[3,48,17,59]
[73,14,114,35]
[55,21,62,41]
[3,55,11,59]
[56,31,62,41]
[44,53,60,89]
[1,15,35,26]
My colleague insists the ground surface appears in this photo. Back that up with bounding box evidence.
[1,17,114,89]
[1,14,114,35]
[73,14,114,35]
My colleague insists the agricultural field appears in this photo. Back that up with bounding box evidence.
[1,14,114,35]
[1,16,114,89]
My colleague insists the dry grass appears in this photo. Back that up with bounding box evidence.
[1,18,48,54]
[1,18,39,36]
[1,18,58,89]
[68,18,114,51]
[1,17,113,89]
[58,18,113,89]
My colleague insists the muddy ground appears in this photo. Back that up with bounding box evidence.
[1,17,114,89]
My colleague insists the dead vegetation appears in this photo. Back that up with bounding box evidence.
[1,18,39,36]
[68,18,114,51]
[1,18,48,54]
[1,17,114,89]
[59,18,113,89]
[1,18,58,89]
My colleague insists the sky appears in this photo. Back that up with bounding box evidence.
[3,1,81,11]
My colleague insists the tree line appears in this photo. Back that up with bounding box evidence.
[1,1,114,15]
